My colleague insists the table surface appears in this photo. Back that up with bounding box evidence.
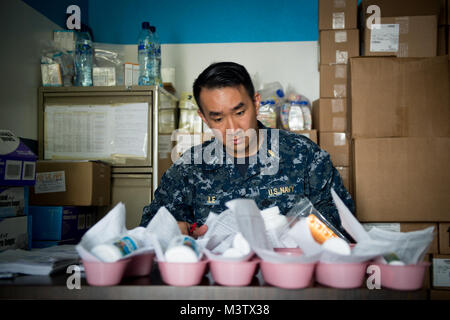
[0,263,428,300]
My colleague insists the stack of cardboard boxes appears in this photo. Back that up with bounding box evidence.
[0,130,36,251]
[315,0,359,195]
[29,160,111,248]
[348,0,450,294]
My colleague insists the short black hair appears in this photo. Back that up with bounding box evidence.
[193,62,255,112]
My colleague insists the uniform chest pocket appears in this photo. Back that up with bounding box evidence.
[194,191,230,216]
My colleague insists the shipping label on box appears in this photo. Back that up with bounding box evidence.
[34,171,66,194]
[433,255,450,288]
[0,216,29,251]
[363,16,438,57]
[0,187,28,218]
[0,130,37,186]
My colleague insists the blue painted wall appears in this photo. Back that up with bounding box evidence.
[22,0,318,44]
[88,0,318,44]
[22,0,89,28]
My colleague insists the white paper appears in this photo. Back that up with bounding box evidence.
[44,103,148,160]
[76,202,154,262]
[0,245,79,275]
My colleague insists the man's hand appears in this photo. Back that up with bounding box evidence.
[177,221,208,239]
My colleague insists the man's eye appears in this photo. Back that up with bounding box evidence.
[236,110,245,116]
[213,118,222,123]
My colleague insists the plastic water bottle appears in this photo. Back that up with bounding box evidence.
[150,26,162,87]
[74,31,93,86]
[138,22,153,85]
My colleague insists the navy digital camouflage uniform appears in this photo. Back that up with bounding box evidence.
[140,122,355,236]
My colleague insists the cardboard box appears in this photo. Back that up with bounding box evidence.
[348,56,450,138]
[319,132,350,166]
[440,0,449,25]
[30,161,111,206]
[430,289,450,300]
[124,62,139,87]
[319,0,357,30]
[439,223,450,254]
[313,99,347,132]
[362,223,439,254]
[0,186,28,218]
[291,130,318,144]
[0,215,30,251]
[335,166,351,194]
[0,130,37,186]
[353,137,450,222]
[319,64,348,98]
[438,26,449,55]
[319,29,360,65]
[362,15,437,57]
[432,254,450,289]
[158,134,177,184]
[359,0,440,24]
[29,206,94,241]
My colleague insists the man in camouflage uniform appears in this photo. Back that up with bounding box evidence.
[141,62,354,238]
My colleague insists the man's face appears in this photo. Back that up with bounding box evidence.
[197,85,260,157]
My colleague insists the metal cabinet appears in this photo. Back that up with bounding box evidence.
[38,86,178,228]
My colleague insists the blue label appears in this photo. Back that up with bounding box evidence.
[113,236,138,256]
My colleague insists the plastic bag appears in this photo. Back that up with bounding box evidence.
[93,43,125,86]
[279,197,351,246]
[40,40,74,86]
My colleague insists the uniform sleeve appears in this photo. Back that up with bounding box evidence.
[140,163,195,227]
[307,147,355,237]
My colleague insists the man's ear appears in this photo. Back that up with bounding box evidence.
[197,108,207,124]
[254,92,261,116]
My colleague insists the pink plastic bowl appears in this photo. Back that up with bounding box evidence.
[209,258,260,287]
[124,252,155,277]
[260,255,316,289]
[157,259,208,287]
[374,262,430,291]
[82,258,131,286]
[274,248,303,256]
[316,262,369,289]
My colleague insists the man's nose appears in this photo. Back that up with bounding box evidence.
[226,117,239,133]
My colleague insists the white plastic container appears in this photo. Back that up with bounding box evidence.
[91,235,141,263]
[165,235,201,263]
[261,207,288,247]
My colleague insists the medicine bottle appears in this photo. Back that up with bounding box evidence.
[165,235,201,263]
[91,235,141,263]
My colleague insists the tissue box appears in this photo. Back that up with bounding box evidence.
[29,160,110,206]
[0,130,37,186]
[30,206,95,241]
[0,186,29,218]
[0,215,30,251]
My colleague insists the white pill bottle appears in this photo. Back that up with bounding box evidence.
[91,235,141,262]
[165,235,201,263]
